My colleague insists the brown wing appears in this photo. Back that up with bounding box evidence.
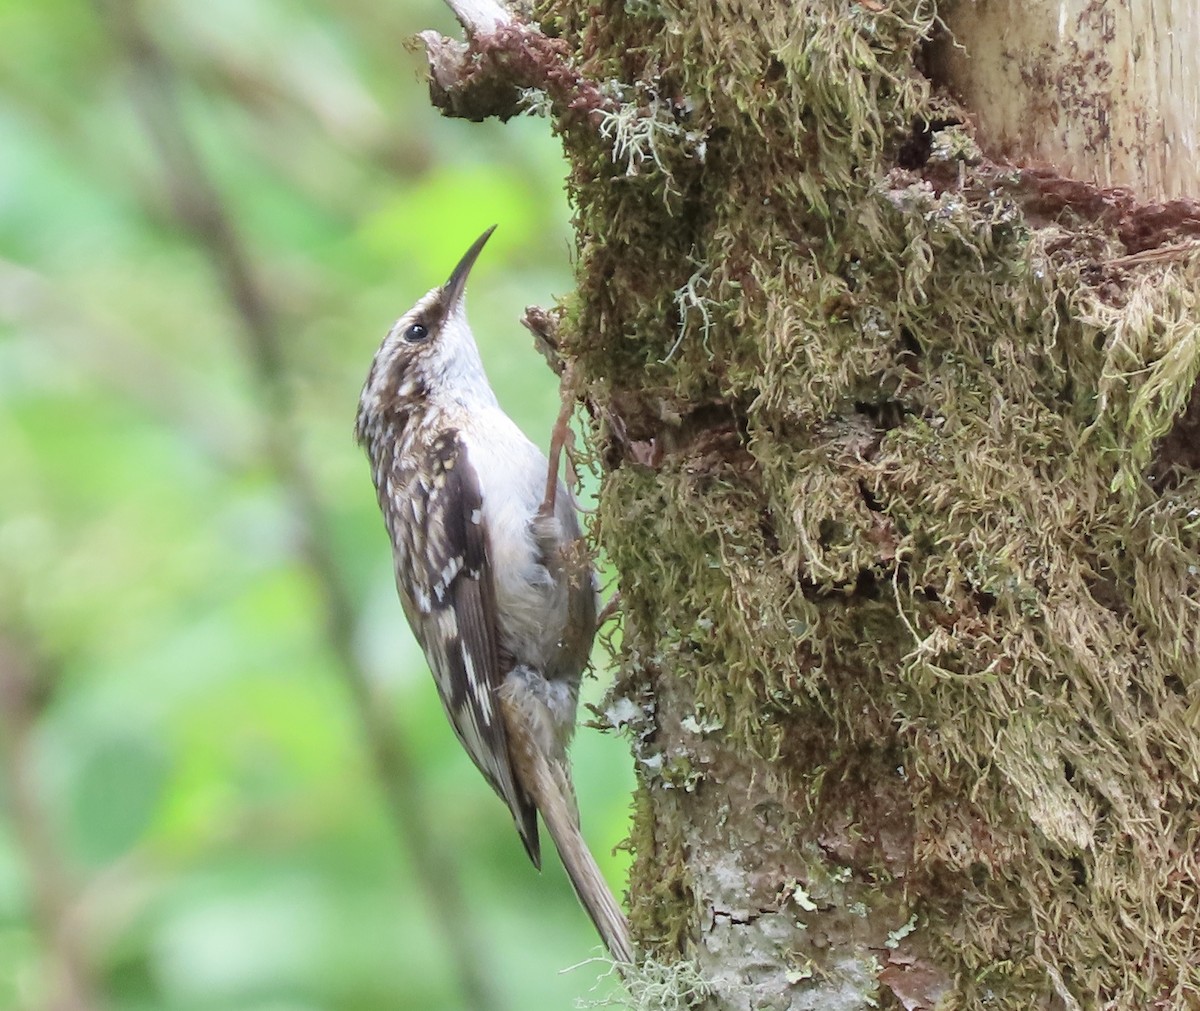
[531,478,598,686]
[401,429,540,866]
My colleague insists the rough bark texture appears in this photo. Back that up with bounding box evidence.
[424,1,1200,1007]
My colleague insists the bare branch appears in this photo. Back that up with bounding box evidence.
[0,638,99,1011]
[419,16,613,123]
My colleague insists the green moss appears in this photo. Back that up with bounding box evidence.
[625,784,695,951]
[545,0,1200,1004]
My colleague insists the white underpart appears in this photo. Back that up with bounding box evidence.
[424,302,500,411]
[414,300,576,676]
[460,406,569,672]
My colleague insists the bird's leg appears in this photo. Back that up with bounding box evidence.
[539,365,577,520]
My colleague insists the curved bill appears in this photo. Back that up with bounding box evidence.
[443,225,497,309]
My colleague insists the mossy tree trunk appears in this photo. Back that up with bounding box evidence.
[423,1,1200,1007]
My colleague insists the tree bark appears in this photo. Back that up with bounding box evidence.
[422,1,1200,1007]
[936,0,1199,201]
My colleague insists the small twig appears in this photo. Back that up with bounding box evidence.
[92,6,502,1009]
[522,303,566,376]
[596,592,623,628]
[1107,239,1200,268]
[0,637,99,1011]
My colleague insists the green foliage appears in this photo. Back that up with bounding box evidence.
[0,2,631,1009]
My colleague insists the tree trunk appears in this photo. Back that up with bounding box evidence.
[936,0,1199,201]
[422,1,1200,1007]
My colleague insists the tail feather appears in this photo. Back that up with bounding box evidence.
[499,685,634,964]
[527,745,634,964]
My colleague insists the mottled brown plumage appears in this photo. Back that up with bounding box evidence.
[355,228,632,962]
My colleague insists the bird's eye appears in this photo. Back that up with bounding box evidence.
[403,323,429,344]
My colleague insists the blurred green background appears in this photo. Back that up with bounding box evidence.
[0,1,633,1008]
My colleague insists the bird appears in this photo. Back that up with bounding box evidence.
[354,226,633,964]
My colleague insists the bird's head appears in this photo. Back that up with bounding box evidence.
[356,226,498,442]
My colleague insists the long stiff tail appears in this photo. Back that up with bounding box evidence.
[499,687,634,964]
[526,743,634,964]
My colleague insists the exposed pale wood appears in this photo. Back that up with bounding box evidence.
[443,0,513,33]
[939,0,1199,200]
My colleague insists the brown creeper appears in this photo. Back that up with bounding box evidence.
[354,227,633,963]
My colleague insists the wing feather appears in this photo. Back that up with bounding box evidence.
[398,429,540,865]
